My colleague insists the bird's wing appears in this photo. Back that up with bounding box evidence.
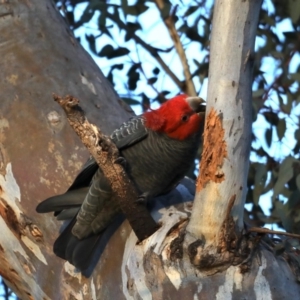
[36,188,89,213]
[64,116,148,192]
[110,115,148,150]
[67,156,99,191]
[37,116,148,215]
[52,215,104,272]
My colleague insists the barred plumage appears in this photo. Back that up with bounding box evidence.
[36,95,205,271]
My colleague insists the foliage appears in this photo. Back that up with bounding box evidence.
[54,0,300,242]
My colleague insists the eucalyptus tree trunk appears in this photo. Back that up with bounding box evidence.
[185,0,257,263]
[1,0,299,300]
[0,0,132,299]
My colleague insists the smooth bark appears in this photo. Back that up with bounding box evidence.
[187,0,261,251]
[0,1,132,299]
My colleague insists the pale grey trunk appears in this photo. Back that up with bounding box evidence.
[186,0,258,246]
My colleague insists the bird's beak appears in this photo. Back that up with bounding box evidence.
[186,96,206,114]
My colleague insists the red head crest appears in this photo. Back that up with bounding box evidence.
[144,94,205,140]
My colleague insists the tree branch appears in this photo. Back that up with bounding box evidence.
[248,227,300,239]
[54,94,158,240]
[106,12,184,91]
[154,1,197,96]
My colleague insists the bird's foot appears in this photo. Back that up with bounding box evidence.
[99,135,114,152]
[136,192,149,205]
[114,156,127,167]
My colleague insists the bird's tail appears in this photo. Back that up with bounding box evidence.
[53,211,123,275]
[36,191,101,272]
[36,171,121,274]
[53,215,105,274]
[36,187,88,218]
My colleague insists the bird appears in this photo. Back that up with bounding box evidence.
[36,94,206,272]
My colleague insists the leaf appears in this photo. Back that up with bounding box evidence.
[110,6,122,25]
[253,163,267,205]
[262,13,275,26]
[147,77,157,85]
[127,22,142,32]
[161,90,170,96]
[263,111,279,126]
[127,64,140,90]
[123,4,148,16]
[284,91,293,114]
[287,187,300,216]
[106,64,124,84]
[290,72,300,83]
[281,186,292,199]
[112,64,124,70]
[274,201,293,232]
[124,22,142,41]
[85,34,97,54]
[98,12,106,27]
[98,45,129,58]
[89,0,107,11]
[121,0,128,17]
[296,174,300,191]
[278,94,284,110]
[121,98,140,106]
[65,11,75,27]
[184,6,199,17]
[178,23,189,34]
[186,27,204,43]
[252,89,265,98]
[273,156,296,199]
[295,129,300,140]
[276,118,286,141]
[288,0,300,23]
[193,62,209,78]
[142,93,150,111]
[98,44,114,57]
[79,4,95,24]
[152,67,160,75]
[294,211,300,223]
[111,47,130,58]
[283,31,298,42]
[265,127,273,148]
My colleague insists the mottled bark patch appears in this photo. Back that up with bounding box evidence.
[0,198,21,238]
[170,230,185,260]
[218,195,238,253]
[197,108,227,191]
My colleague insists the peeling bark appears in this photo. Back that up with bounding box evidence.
[196,108,227,191]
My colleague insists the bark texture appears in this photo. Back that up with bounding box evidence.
[0,0,132,299]
[186,0,262,269]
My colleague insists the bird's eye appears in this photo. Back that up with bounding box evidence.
[181,115,189,122]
